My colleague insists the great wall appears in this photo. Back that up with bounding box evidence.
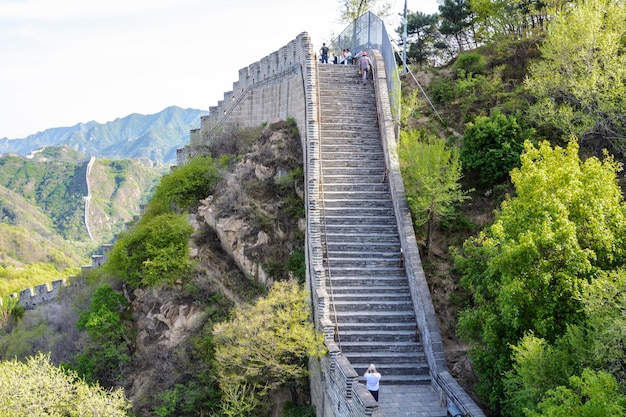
[6,13,485,417]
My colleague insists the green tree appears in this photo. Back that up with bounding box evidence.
[148,155,221,214]
[505,269,626,415]
[0,353,130,416]
[73,285,133,384]
[525,0,626,156]
[105,212,194,287]
[527,369,626,417]
[461,110,534,184]
[439,0,475,52]
[399,130,468,251]
[397,11,439,66]
[456,140,626,412]
[338,0,392,22]
[212,281,325,413]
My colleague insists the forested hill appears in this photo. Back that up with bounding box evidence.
[0,146,162,267]
[0,106,207,165]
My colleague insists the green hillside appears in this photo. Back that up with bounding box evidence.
[0,147,162,269]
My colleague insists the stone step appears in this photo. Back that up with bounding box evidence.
[325,259,402,269]
[338,329,417,343]
[320,160,386,168]
[324,232,400,243]
[351,359,429,375]
[321,199,393,209]
[331,285,410,295]
[332,299,414,312]
[326,276,408,287]
[326,249,401,259]
[320,175,387,185]
[326,239,400,249]
[322,214,395,225]
[321,152,385,161]
[334,310,416,323]
[336,321,417,332]
[338,340,420,353]
[331,289,410,301]
[322,168,386,177]
[324,223,398,235]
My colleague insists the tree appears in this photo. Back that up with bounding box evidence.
[105,212,194,287]
[525,0,626,157]
[439,0,475,52]
[399,130,468,251]
[397,11,439,66]
[72,285,133,384]
[461,110,534,184]
[338,0,392,22]
[456,139,626,412]
[212,281,325,413]
[0,353,130,416]
[505,269,626,415]
[528,369,626,417]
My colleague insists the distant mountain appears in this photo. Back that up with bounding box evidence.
[0,106,207,165]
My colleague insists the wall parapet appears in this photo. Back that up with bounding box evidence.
[370,50,485,417]
[8,279,67,310]
[179,32,313,166]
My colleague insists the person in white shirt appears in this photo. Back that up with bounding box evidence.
[364,364,381,401]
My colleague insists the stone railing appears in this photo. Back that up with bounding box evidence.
[369,50,484,417]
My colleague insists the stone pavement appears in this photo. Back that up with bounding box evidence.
[376,385,448,417]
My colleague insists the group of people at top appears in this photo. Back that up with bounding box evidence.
[320,43,373,85]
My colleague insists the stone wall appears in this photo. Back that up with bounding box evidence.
[178,32,313,166]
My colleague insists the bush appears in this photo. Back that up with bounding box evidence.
[147,155,221,214]
[72,285,133,384]
[454,51,487,76]
[105,213,194,287]
[461,110,534,184]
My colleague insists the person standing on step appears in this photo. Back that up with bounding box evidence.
[364,364,381,401]
[320,43,329,63]
[359,51,373,85]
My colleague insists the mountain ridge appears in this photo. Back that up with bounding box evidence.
[0,106,207,165]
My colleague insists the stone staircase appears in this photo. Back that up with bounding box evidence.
[317,64,430,386]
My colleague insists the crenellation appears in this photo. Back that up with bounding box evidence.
[14,278,67,310]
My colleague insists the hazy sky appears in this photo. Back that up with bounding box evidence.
[0,0,438,138]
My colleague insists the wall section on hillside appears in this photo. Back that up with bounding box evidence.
[179,32,314,164]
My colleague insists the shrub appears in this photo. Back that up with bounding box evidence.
[461,110,534,184]
[105,213,194,287]
[453,51,487,76]
[147,155,221,214]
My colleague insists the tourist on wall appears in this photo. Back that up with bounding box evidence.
[364,364,381,401]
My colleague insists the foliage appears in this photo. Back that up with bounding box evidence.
[0,262,78,297]
[526,369,626,417]
[453,51,486,75]
[338,0,392,22]
[72,285,133,384]
[286,251,306,284]
[397,11,439,66]
[148,155,221,213]
[0,295,24,332]
[399,130,468,250]
[439,0,475,52]
[505,268,626,415]
[213,281,325,413]
[0,353,130,416]
[461,110,534,184]
[469,0,552,43]
[281,401,316,417]
[456,140,626,412]
[105,212,194,287]
[525,0,626,157]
